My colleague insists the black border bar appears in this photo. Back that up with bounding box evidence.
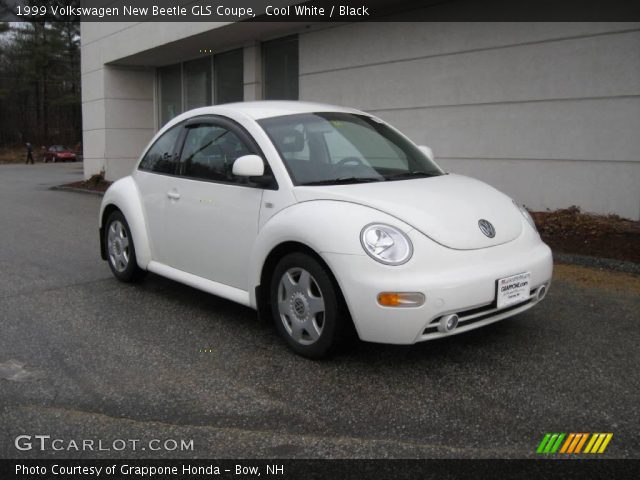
[3,459,640,480]
[2,0,640,22]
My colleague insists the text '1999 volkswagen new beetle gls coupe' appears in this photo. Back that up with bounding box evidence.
[99,101,552,358]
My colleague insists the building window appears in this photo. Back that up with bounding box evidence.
[158,64,182,127]
[157,49,246,126]
[263,35,298,100]
[184,57,212,111]
[214,48,244,105]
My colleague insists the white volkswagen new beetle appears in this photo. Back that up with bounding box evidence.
[99,101,552,357]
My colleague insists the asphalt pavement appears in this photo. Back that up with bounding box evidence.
[0,163,638,459]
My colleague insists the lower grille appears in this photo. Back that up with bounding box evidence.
[422,286,541,336]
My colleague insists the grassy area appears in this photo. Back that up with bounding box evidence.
[0,146,26,164]
[554,263,640,294]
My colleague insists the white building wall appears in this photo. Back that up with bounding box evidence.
[299,22,640,219]
[81,22,220,181]
[81,21,640,219]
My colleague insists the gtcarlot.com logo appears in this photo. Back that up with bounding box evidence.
[14,435,194,452]
[536,432,613,454]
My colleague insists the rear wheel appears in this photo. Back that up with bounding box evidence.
[104,211,146,282]
[271,252,346,358]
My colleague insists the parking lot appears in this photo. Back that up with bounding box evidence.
[0,163,638,459]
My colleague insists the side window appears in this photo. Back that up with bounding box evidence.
[138,125,182,174]
[180,124,251,182]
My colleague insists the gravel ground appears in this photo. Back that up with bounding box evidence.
[554,252,640,275]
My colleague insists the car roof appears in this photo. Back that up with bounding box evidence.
[177,101,366,121]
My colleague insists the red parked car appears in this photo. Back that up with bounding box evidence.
[44,145,77,162]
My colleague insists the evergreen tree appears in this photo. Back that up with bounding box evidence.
[0,2,80,147]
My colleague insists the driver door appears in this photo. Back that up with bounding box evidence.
[162,118,265,291]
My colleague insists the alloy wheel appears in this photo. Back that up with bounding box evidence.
[107,220,130,273]
[277,267,326,345]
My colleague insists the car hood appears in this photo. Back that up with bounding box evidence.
[293,174,523,250]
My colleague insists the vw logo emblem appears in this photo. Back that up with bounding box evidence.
[478,219,496,238]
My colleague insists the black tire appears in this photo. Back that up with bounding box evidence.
[104,210,146,282]
[270,252,347,358]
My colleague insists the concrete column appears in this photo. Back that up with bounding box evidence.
[243,43,262,101]
[81,61,107,179]
[82,65,155,181]
[102,66,155,180]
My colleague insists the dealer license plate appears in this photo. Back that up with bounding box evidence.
[496,272,531,309]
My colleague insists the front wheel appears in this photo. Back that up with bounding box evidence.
[104,211,146,282]
[270,253,346,358]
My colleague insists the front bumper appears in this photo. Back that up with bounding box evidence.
[323,224,553,344]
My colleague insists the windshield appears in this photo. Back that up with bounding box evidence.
[258,112,443,186]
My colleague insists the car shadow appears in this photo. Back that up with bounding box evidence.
[131,271,538,368]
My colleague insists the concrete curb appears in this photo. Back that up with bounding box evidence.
[50,185,105,196]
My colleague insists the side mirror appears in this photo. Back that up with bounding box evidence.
[232,154,264,177]
[418,145,434,162]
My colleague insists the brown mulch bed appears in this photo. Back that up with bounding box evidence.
[531,206,640,264]
[62,174,112,193]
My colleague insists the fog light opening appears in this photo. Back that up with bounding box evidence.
[536,284,548,301]
[438,314,459,333]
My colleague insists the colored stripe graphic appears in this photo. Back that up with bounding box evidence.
[537,433,552,454]
[550,433,565,453]
[537,433,613,454]
[584,433,599,453]
[544,433,559,453]
[560,433,575,453]
[537,433,565,454]
[574,433,589,453]
[584,433,614,453]
[598,433,613,453]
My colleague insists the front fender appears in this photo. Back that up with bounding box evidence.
[99,176,152,269]
[248,200,414,307]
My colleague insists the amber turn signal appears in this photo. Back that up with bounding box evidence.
[377,292,425,307]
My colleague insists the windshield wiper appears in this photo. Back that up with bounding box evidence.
[299,177,384,186]
[384,171,439,180]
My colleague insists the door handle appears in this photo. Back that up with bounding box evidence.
[167,191,181,200]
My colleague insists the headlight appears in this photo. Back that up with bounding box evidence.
[360,224,413,265]
[513,200,537,232]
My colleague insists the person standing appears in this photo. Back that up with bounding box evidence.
[25,143,34,164]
